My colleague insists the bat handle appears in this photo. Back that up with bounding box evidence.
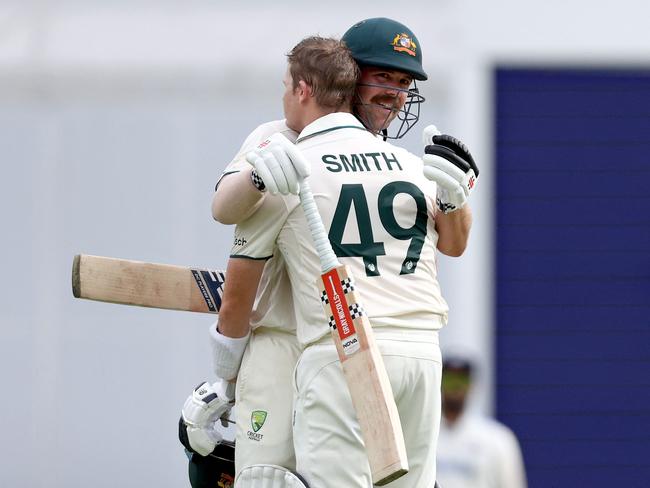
[299,180,340,273]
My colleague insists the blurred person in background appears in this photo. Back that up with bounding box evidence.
[436,354,527,488]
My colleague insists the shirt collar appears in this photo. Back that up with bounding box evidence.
[296,112,368,143]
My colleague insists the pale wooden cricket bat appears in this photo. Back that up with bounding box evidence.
[299,177,409,485]
[72,254,225,314]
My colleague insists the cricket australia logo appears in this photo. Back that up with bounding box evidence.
[247,410,267,442]
[252,410,267,432]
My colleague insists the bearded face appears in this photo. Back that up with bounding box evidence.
[354,67,424,139]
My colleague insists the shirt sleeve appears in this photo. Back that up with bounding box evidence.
[230,193,291,260]
[217,120,299,186]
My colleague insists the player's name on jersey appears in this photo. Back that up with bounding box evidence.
[322,152,402,173]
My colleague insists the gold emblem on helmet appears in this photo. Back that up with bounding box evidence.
[391,33,417,56]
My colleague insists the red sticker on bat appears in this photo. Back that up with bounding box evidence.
[322,269,360,355]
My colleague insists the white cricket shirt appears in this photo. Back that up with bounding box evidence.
[220,119,299,332]
[437,415,528,488]
[231,113,448,346]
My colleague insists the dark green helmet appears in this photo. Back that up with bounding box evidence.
[342,17,427,81]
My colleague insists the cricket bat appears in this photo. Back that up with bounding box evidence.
[298,177,409,485]
[72,254,226,313]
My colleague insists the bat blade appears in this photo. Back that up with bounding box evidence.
[295,173,408,485]
[72,254,225,314]
[319,264,408,485]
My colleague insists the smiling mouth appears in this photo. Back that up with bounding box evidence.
[376,102,398,113]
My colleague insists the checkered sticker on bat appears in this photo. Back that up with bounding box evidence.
[327,303,365,330]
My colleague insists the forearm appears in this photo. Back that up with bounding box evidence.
[215,257,266,338]
[210,257,265,381]
[435,205,472,257]
[212,169,265,225]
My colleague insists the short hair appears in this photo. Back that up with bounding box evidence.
[442,356,474,377]
[287,36,360,110]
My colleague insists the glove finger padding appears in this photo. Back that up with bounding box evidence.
[422,127,478,213]
[246,150,279,195]
[423,166,462,197]
[424,144,473,175]
[430,134,479,177]
[279,139,311,179]
[270,144,300,195]
[423,153,468,185]
[180,380,234,457]
[182,381,234,428]
[245,133,309,196]
[184,422,224,457]
[262,151,289,195]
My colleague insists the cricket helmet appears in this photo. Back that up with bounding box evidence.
[342,17,427,81]
[343,17,427,139]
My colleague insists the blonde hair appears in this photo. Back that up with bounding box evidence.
[287,36,360,110]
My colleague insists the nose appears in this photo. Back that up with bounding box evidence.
[383,85,399,97]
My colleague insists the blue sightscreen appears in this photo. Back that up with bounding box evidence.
[495,68,650,487]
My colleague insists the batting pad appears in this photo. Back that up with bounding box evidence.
[235,464,309,488]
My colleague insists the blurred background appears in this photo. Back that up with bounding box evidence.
[0,1,648,486]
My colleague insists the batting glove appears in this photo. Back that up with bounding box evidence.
[422,125,479,214]
[180,379,235,456]
[245,133,311,195]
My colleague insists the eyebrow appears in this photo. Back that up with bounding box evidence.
[372,69,412,81]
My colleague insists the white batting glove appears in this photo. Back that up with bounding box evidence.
[181,379,235,456]
[422,125,479,214]
[245,133,311,195]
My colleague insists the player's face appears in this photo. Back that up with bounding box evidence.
[441,369,471,413]
[282,66,301,132]
[356,67,413,131]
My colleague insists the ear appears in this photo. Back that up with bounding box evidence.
[297,80,312,103]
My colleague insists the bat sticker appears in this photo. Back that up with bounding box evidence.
[191,269,225,312]
[322,270,360,355]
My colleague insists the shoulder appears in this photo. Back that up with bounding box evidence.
[470,416,521,451]
[459,415,501,438]
[370,138,419,160]
[483,417,516,436]
[248,119,299,144]
[226,120,298,170]
[392,143,420,161]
